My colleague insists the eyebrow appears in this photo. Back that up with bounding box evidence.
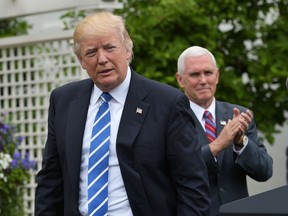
[190,70,211,73]
[84,48,97,55]
[86,48,97,52]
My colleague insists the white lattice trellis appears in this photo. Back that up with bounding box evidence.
[0,30,88,215]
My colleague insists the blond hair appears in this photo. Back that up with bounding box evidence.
[73,11,133,62]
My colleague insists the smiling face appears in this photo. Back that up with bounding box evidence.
[176,54,219,109]
[78,31,131,92]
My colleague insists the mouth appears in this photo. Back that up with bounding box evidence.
[99,68,112,74]
[197,88,210,91]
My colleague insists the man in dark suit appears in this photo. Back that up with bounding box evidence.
[176,46,273,216]
[35,12,210,216]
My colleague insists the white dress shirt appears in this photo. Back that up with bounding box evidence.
[79,68,133,216]
[189,98,216,131]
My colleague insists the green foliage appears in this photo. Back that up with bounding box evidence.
[0,189,25,216]
[116,0,288,144]
[0,114,36,216]
[0,18,31,38]
[60,10,86,30]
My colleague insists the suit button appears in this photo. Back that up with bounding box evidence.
[220,187,225,192]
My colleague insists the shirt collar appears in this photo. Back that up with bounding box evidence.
[90,67,131,105]
[190,98,216,122]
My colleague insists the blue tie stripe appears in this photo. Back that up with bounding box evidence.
[88,130,110,175]
[90,196,109,216]
[89,193,108,216]
[204,110,216,142]
[91,121,109,139]
[206,130,216,138]
[89,137,110,161]
[88,164,109,187]
[89,183,108,204]
[88,150,109,178]
[88,165,109,197]
[92,108,110,129]
[91,110,110,139]
[205,118,215,127]
[91,123,110,141]
[91,123,109,141]
[89,185,108,216]
[90,126,110,153]
[88,92,111,216]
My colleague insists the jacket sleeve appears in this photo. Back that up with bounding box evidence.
[201,144,219,174]
[235,119,273,181]
[167,94,211,216]
[35,90,64,216]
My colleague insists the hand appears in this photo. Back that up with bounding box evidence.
[209,108,253,157]
[234,108,253,144]
[209,117,243,156]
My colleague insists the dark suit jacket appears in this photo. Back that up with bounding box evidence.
[191,101,273,216]
[286,146,288,184]
[35,70,210,216]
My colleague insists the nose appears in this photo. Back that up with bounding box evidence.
[199,73,207,84]
[98,50,108,65]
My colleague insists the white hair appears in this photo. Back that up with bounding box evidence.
[177,46,217,75]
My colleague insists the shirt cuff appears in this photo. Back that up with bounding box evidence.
[234,136,248,155]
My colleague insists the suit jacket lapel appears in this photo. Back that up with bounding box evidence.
[190,110,210,144]
[215,101,230,167]
[117,72,149,152]
[116,71,153,215]
[66,79,93,201]
[116,71,149,161]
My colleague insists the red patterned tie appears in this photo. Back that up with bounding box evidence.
[204,110,216,142]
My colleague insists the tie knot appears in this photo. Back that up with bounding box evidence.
[204,110,212,119]
[101,92,112,103]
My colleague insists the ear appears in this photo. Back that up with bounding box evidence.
[215,69,220,85]
[176,72,184,88]
[125,49,132,61]
[78,56,86,70]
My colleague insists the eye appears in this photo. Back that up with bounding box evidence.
[204,70,214,76]
[85,49,97,57]
[105,46,116,52]
[190,72,200,78]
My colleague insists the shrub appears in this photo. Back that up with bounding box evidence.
[0,113,36,215]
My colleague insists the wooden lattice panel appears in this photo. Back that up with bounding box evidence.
[0,33,86,215]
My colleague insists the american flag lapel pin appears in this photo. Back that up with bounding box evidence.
[220,120,226,125]
[136,107,143,114]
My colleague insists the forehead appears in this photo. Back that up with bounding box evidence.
[81,34,121,49]
[184,54,215,71]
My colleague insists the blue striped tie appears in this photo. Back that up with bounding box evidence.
[88,92,112,216]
